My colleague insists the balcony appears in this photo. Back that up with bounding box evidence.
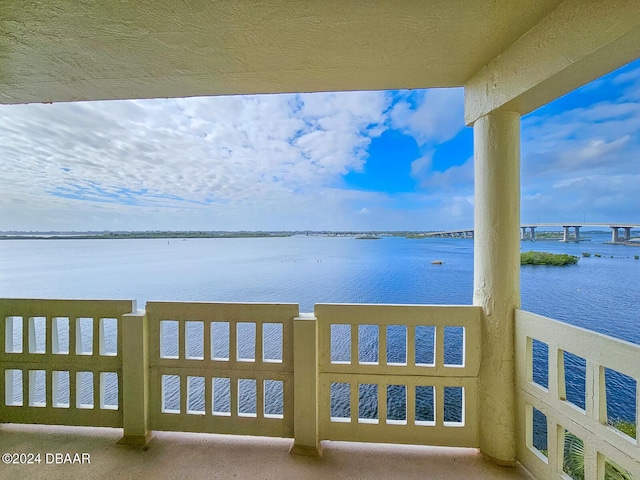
[1,298,638,479]
[1,1,640,478]
[0,425,531,480]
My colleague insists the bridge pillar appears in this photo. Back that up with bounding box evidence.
[562,226,570,242]
[473,110,520,465]
[529,226,536,241]
[521,227,526,240]
[574,226,580,242]
[623,227,632,242]
[611,227,620,243]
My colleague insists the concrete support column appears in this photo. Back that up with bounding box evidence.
[612,227,620,243]
[563,226,570,242]
[473,111,521,465]
[290,313,321,456]
[118,308,152,447]
[624,227,632,241]
[530,226,536,241]
[574,226,580,242]
[521,227,526,240]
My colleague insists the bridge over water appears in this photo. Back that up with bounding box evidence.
[425,223,640,243]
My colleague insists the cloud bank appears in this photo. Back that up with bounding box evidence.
[0,59,639,231]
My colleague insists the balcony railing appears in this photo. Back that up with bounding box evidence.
[1,298,639,479]
[315,303,481,448]
[0,299,133,428]
[0,299,480,450]
[147,301,296,438]
[515,310,640,479]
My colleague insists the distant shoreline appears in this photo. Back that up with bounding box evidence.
[0,232,294,240]
[0,229,623,241]
[0,230,430,240]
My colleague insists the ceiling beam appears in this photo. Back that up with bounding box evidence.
[464,0,640,125]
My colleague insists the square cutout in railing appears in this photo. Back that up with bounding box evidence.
[386,384,407,425]
[5,316,23,353]
[5,369,23,406]
[161,374,180,414]
[443,327,464,367]
[561,351,586,412]
[53,370,70,408]
[211,322,230,361]
[28,370,46,407]
[531,407,548,459]
[358,325,378,364]
[264,379,283,419]
[331,324,351,364]
[100,372,118,410]
[212,377,231,416]
[76,371,94,409]
[185,321,204,360]
[237,323,256,362]
[263,323,283,363]
[29,317,46,354]
[415,326,435,366]
[53,317,69,354]
[160,321,179,359]
[562,428,584,480]
[99,318,117,356]
[443,386,464,426]
[602,454,634,480]
[238,378,257,417]
[604,367,637,440]
[415,385,435,425]
[358,383,378,423]
[531,338,549,390]
[187,376,205,415]
[76,318,93,355]
[386,325,407,365]
[330,382,350,422]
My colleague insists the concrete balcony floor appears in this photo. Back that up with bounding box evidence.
[0,424,534,479]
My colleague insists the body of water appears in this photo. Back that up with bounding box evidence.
[1,234,638,439]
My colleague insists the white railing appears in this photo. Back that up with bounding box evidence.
[0,298,135,428]
[316,303,481,447]
[5,298,640,477]
[515,309,640,480]
[0,298,484,454]
[146,301,297,438]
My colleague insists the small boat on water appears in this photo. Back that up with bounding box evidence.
[431,260,444,265]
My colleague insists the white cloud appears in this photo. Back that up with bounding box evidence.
[422,157,474,191]
[574,136,630,162]
[523,100,640,179]
[410,152,433,179]
[0,91,392,230]
[443,196,474,219]
[3,59,638,233]
[390,88,465,145]
[523,173,640,224]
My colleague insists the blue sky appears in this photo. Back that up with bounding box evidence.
[0,59,639,231]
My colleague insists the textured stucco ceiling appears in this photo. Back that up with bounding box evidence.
[0,0,565,104]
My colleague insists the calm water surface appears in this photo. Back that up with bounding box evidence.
[1,234,638,434]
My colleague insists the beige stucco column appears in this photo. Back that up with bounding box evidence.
[473,111,521,465]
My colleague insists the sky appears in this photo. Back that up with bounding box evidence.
[0,59,639,232]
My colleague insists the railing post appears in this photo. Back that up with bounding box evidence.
[117,308,152,447]
[289,313,321,456]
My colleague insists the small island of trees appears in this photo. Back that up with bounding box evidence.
[520,251,579,266]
